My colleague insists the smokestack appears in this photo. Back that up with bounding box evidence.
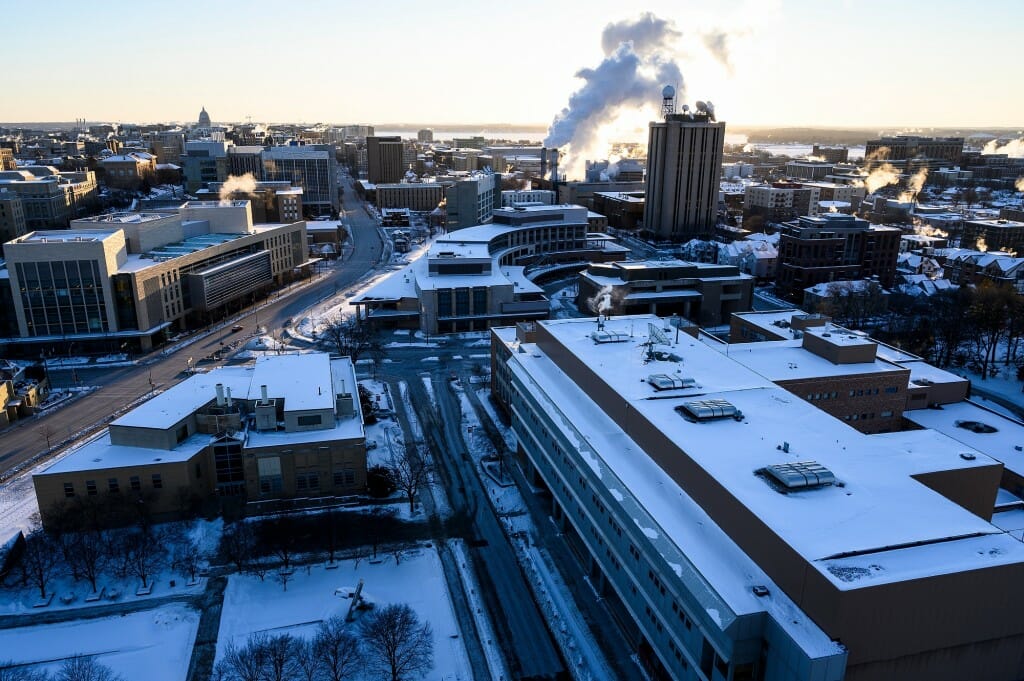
[261,384,269,405]
[550,148,560,185]
[225,387,233,408]
[215,383,225,407]
[540,148,548,179]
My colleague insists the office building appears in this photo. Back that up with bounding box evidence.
[445,172,500,230]
[227,146,266,178]
[576,259,753,326]
[491,313,1024,680]
[811,146,849,164]
[417,129,434,143]
[0,201,309,353]
[0,166,98,229]
[182,140,230,192]
[99,151,157,189]
[0,148,16,171]
[776,214,901,300]
[145,130,186,165]
[864,136,964,166]
[197,181,304,224]
[352,204,627,334]
[366,136,404,184]
[501,189,555,207]
[643,108,725,242]
[33,353,366,525]
[784,161,834,181]
[375,183,445,212]
[263,145,339,214]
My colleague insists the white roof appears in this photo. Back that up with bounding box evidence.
[905,401,1024,478]
[511,316,1023,592]
[43,431,210,474]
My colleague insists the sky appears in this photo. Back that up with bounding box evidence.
[2,0,1022,131]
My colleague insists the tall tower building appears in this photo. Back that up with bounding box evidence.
[643,90,725,242]
[366,136,404,184]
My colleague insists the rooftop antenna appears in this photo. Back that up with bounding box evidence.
[661,85,676,119]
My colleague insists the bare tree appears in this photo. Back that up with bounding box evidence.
[261,634,298,681]
[123,529,166,590]
[215,635,268,681]
[314,616,363,681]
[273,569,293,592]
[359,604,434,681]
[19,531,61,600]
[36,424,57,451]
[319,315,384,364]
[387,449,433,515]
[60,530,108,594]
[172,538,202,583]
[265,517,300,571]
[292,638,321,681]
[0,662,50,680]
[221,522,256,574]
[55,656,123,681]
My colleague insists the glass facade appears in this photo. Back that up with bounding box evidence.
[16,259,110,336]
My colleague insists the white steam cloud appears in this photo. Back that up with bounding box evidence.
[857,146,901,194]
[897,168,928,204]
[1016,176,1024,193]
[983,138,1024,158]
[218,173,258,205]
[545,13,687,180]
[701,30,733,74]
[587,285,615,315]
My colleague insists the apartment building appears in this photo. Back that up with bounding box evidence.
[0,188,26,244]
[961,218,1024,255]
[99,151,157,189]
[491,314,1024,681]
[0,201,308,353]
[33,353,365,525]
[775,214,901,301]
[743,183,820,225]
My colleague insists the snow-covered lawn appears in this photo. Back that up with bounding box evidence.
[2,603,199,681]
[215,546,471,681]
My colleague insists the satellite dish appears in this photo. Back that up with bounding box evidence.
[681,104,690,112]
[696,101,708,113]
[648,323,671,346]
[662,85,675,99]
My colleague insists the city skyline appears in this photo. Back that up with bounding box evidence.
[3,0,1023,130]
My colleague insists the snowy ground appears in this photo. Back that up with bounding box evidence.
[215,546,471,681]
[0,518,221,615]
[2,603,199,681]
[955,364,1024,411]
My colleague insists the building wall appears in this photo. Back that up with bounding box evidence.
[775,370,909,434]
[366,136,404,184]
[375,184,444,211]
[644,117,725,241]
[0,190,27,243]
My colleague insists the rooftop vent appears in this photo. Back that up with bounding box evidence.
[761,461,836,492]
[647,374,696,391]
[955,420,998,434]
[591,331,629,344]
[676,399,742,422]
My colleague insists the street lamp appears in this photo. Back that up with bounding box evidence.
[186,356,193,375]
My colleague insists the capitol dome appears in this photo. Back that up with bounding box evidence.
[198,106,211,127]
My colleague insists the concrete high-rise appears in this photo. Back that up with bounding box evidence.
[366,136,404,184]
[643,110,725,241]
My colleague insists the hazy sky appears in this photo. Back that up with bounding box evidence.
[2,0,1021,130]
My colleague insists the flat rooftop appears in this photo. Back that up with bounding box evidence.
[113,354,338,430]
[905,400,1024,479]
[515,316,1024,593]
[15,230,118,244]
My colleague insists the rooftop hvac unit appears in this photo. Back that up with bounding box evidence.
[676,399,742,422]
[762,461,836,491]
[591,330,630,344]
[647,373,696,391]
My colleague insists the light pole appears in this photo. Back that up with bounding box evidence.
[186,356,193,375]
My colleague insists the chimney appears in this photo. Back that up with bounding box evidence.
[261,384,269,405]
[550,149,560,185]
[540,148,548,179]
[215,383,225,407]
[225,386,233,407]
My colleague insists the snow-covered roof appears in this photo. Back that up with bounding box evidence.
[905,401,1024,478]
[43,431,211,474]
[510,316,1023,594]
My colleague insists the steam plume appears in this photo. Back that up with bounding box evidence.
[587,285,615,314]
[545,13,684,179]
[857,146,900,194]
[701,30,732,73]
[897,168,928,204]
[219,173,258,205]
[1016,176,1024,193]
[983,138,1024,158]
[976,236,988,253]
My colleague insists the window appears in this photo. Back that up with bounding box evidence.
[334,469,356,486]
[176,424,189,443]
[152,473,163,489]
[296,471,320,492]
[108,478,119,493]
[86,480,97,496]
[63,482,75,498]
[130,476,141,491]
[297,414,323,427]
[881,410,893,418]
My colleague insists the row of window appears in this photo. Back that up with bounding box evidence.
[64,473,162,498]
[259,469,357,495]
